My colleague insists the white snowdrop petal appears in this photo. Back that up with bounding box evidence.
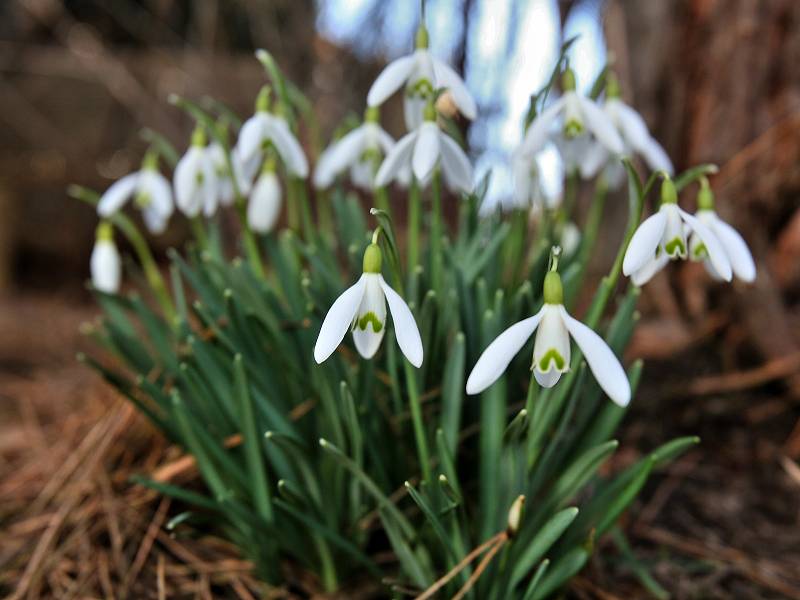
[142,207,169,235]
[403,95,426,131]
[90,240,121,294]
[711,215,756,282]
[558,306,631,407]
[623,210,668,275]
[612,100,651,152]
[520,97,566,156]
[639,137,674,175]
[679,208,732,281]
[631,253,669,286]
[353,275,387,359]
[97,173,139,217]
[141,171,174,219]
[432,58,477,120]
[577,95,625,155]
[247,172,282,233]
[376,131,417,187]
[314,275,367,364]
[378,276,423,367]
[314,127,368,189]
[466,308,545,395]
[412,123,441,182]
[268,118,309,178]
[201,154,220,216]
[534,368,562,388]
[238,114,268,164]
[439,134,473,193]
[174,148,204,217]
[367,55,417,107]
[376,128,396,155]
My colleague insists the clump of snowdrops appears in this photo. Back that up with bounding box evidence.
[73,25,755,599]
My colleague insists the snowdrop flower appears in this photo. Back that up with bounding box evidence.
[367,25,477,130]
[90,221,121,294]
[247,159,282,233]
[519,69,624,170]
[174,126,218,218]
[466,250,630,406]
[314,241,423,367]
[582,75,673,188]
[622,178,732,286]
[237,87,308,186]
[375,102,473,193]
[313,107,396,191]
[97,152,173,234]
[207,140,248,209]
[688,179,756,282]
[505,150,546,213]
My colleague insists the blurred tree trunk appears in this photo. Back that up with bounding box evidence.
[607,0,800,398]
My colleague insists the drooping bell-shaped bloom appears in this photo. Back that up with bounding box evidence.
[174,126,218,218]
[97,152,174,234]
[207,139,249,210]
[247,160,282,234]
[623,178,733,285]
[314,107,397,191]
[688,180,756,283]
[314,243,423,367]
[90,221,121,294]
[466,260,630,406]
[582,75,673,188]
[375,102,473,192]
[519,69,624,173]
[236,87,308,186]
[367,25,476,130]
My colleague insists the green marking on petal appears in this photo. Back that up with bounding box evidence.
[357,312,383,333]
[664,237,687,258]
[538,349,566,372]
[135,191,152,208]
[692,242,708,259]
[564,119,583,138]
[407,79,435,99]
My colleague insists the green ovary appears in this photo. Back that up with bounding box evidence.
[357,312,383,333]
[538,349,566,372]
[664,237,687,258]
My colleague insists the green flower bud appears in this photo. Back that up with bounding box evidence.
[415,24,429,50]
[507,495,525,538]
[96,221,114,242]
[362,243,382,274]
[561,67,577,92]
[255,86,271,113]
[697,177,715,211]
[191,125,206,147]
[660,178,678,205]
[141,151,159,171]
[543,271,563,305]
[364,106,380,123]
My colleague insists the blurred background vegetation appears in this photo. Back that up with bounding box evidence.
[2,0,800,597]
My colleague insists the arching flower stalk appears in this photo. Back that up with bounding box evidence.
[236,87,309,185]
[466,247,631,406]
[90,221,121,294]
[519,68,624,176]
[174,126,218,218]
[375,101,473,193]
[314,238,423,367]
[97,151,174,234]
[582,74,673,188]
[367,24,476,130]
[247,157,282,234]
[313,107,397,191]
[623,177,733,286]
[689,178,756,282]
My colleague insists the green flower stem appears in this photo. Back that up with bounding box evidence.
[430,170,443,294]
[403,359,432,483]
[374,185,392,220]
[317,188,335,245]
[287,179,300,232]
[190,215,209,250]
[233,201,266,279]
[565,179,608,308]
[292,177,315,241]
[407,179,421,276]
